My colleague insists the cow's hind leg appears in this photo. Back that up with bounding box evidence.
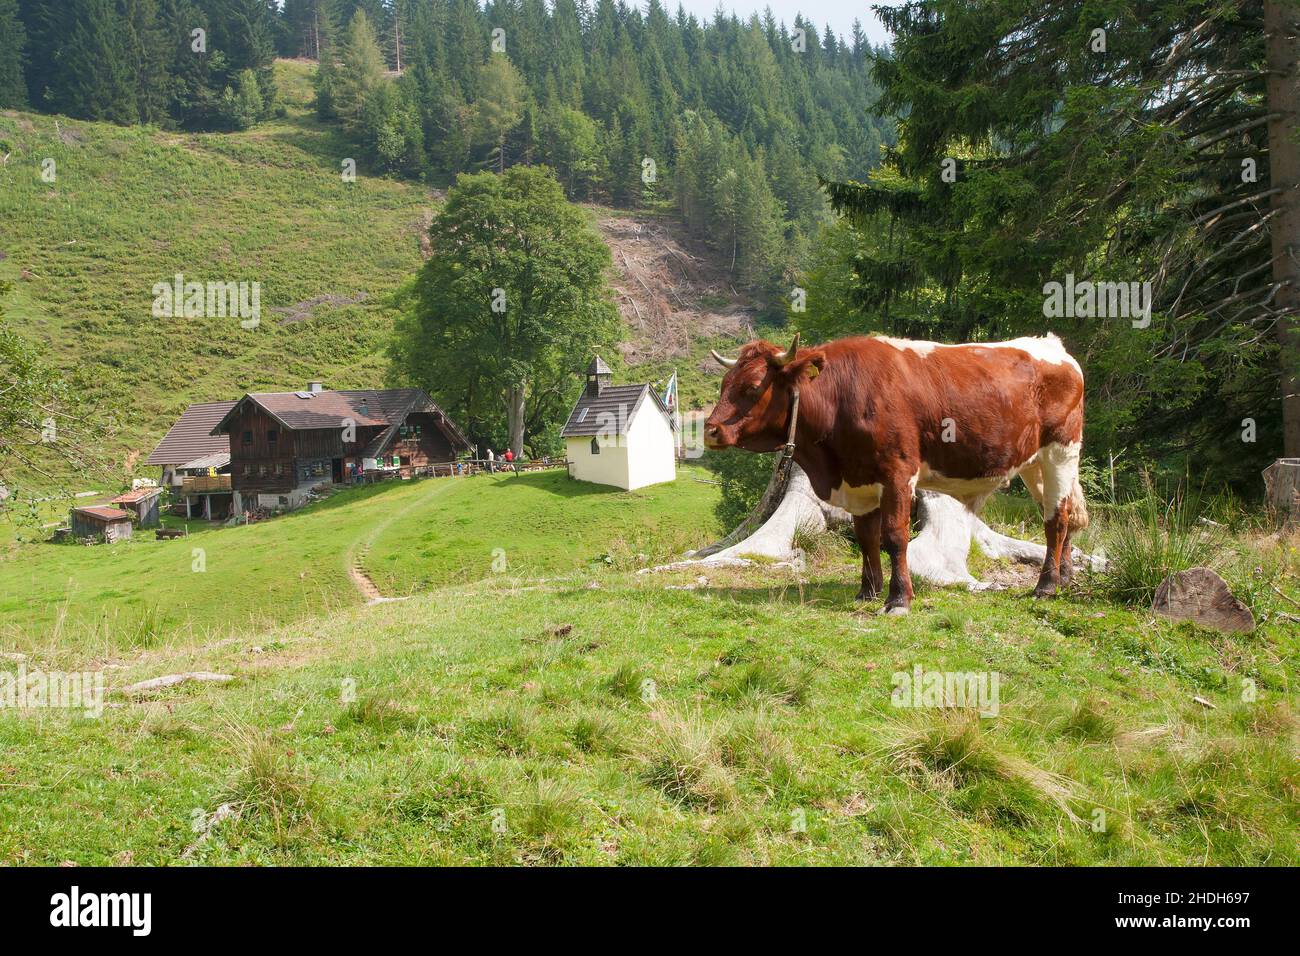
[1059,478,1090,585]
[1033,443,1082,598]
[880,481,914,614]
[852,510,884,601]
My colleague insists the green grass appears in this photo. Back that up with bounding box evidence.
[0,60,436,489]
[0,465,721,652]
[0,473,1295,865]
[362,466,721,593]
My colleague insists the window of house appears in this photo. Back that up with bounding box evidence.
[242,430,253,445]
[267,429,278,446]
[258,464,266,477]
[243,464,251,476]
[590,437,600,455]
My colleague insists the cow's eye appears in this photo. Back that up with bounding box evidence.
[744,383,764,399]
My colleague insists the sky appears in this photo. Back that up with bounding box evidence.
[655,1,896,45]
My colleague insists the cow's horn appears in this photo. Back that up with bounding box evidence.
[710,349,737,368]
[777,331,800,365]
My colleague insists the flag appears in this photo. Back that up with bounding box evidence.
[661,370,683,458]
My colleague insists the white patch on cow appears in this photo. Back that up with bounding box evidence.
[875,336,938,358]
[984,334,1082,373]
[1038,441,1082,520]
[873,333,1081,374]
[915,452,1040,513]
[830,481,882,515]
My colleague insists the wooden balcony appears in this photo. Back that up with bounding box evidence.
[181,474,232,493]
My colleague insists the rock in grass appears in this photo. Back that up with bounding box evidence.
[1152,567,1255,633]
[121,672,235,695]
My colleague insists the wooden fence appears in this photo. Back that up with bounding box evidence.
[406,458,567,479]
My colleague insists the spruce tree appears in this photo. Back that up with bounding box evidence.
[0,0,27,108]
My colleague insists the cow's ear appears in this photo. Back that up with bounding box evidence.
[786,353,824,381]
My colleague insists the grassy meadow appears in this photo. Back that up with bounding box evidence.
[0,467,720,647]
[0,464,1295,866]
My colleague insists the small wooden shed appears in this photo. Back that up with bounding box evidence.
[110,487,163,528]
[70,506,134,543]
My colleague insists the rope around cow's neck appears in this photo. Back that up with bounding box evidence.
[782,385,800,462]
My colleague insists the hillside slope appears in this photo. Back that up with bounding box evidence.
[0,60,436,483]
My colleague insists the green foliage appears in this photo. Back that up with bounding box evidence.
[16,0,277,129]
[390,165,623,454]
[705,448,776,532]
[361,80,423,175]
[470,54,526,172]
[0,0,27,108]
[0,281,92,500]
[1097,483,1225,607]
[216,68,264,131]
[818,0,1282,493]
[300,1,890,294]
[325,9,385,135]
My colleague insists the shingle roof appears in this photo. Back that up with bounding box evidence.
[73,506,132,521]
[178,452,231,471]
[561,383,671,437]
[110,488,163,505]
[144,401,236,466]
[587,355,612,376]
[212,388,470,452]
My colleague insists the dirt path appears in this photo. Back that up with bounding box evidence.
[347,551,386,604]
[343,477,460,604]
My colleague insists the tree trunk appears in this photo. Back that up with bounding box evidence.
[505,384,526,459]
[1263,457,1300,526]
[1266,0,1300,458]
[651,463,1106,587]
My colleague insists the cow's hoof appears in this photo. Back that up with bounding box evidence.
[1032,585,1057,600]
[882,603,910,616]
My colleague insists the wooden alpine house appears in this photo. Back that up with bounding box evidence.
[210,383,470,511]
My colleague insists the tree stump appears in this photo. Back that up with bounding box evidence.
[1152,567,1255,633]
[1262,458,1300,528]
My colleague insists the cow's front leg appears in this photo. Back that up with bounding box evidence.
[1034,499,1070,598]
[852,510,884,601]
[880,482,914,614]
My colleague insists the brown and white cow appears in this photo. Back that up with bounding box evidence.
[703,332,1089,613]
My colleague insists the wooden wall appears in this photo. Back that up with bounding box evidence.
[388,413,458,475]
[228,403,461,493]
[229,403,385,493]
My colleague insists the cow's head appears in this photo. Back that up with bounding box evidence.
[704,333,825,452]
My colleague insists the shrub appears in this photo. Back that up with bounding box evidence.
[1098,483,1223,606]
